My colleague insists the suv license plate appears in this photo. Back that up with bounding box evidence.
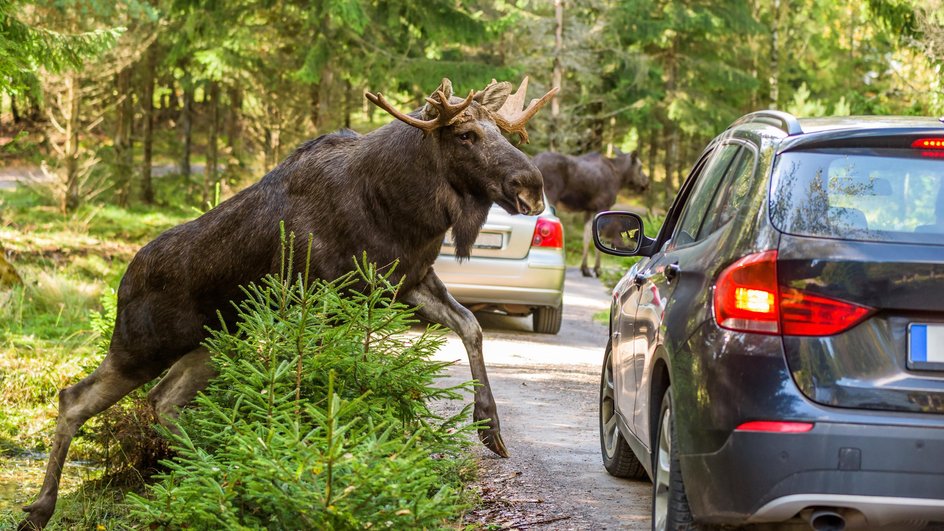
[908,323,944,371]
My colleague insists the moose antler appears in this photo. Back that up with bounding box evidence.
[491,76,559,144]
[365,85,476,135]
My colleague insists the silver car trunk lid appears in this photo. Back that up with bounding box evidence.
[440,204,538,260]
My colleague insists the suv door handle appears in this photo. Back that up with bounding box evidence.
[665,263,680,283]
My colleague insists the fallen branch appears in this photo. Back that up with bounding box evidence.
[500,515,571,530]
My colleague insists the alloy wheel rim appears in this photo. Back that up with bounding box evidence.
[653,406,672,531]
[600,354,619,457]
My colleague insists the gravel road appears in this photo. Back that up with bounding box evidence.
[431,267,652,530]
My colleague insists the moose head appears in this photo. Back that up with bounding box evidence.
[366,77,558,217]
[614,148,650,193]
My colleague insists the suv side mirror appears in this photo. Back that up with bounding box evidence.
[593,211,655,257]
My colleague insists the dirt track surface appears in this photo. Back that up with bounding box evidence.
[431,267,652,530]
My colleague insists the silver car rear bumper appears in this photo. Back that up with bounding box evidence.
[434,248,565,308]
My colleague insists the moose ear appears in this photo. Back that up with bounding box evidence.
[434,78,454,100]
[474,79,513,112]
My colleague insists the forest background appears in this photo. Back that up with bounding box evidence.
[2,0,943,214]
[1,0,944,527]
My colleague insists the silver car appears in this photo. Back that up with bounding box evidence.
[434,202,566,334]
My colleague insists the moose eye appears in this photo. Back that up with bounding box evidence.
[457,131,476,143]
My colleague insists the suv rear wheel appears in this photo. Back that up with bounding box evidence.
[600,344,647,479]
[532,303,562,334]
[653,386,701,530]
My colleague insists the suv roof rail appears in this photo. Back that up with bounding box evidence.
[730,110,803,135]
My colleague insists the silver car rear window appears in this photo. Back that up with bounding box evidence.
[769,148,944,245]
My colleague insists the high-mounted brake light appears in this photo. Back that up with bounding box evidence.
[912,138,944,149]
[531,218,564,248]
[713,250,874,336]
[735,421,814,433]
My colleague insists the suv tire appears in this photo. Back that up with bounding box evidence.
[653,386,701,530]
[600,344,647,479]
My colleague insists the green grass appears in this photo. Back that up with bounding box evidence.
[592,309,610,326]
[0,185,198,528]
[0,187,194,454]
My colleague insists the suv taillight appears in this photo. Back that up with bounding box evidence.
[713,250,873,336]
[713,251,780,334]
[532,218,563,248]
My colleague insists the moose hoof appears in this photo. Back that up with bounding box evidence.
[593,267,602,278]
[19,501,53,531]
[479,428,510,458]
[580,266,593,277]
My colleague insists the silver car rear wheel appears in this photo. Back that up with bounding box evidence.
[532,303,562,334]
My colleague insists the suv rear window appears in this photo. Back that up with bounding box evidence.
[769,148,944,245]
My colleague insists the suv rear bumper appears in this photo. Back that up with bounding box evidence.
[682,422,944,526]
[434,248,565,308]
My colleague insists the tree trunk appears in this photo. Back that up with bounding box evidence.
[263,99,281,170]
[589,102,604,153]
[114,66,133,206]
[664,40,679,194]
[179,73,193,182]
[64,72,82,213]
[343,79,352,129]
[226,86,242,159]
[550,0,564,152]
[769,0,781,109]
[140,45,156,204]
[646,127,659,209]
[10,94,20,123]
[204,81,220,206]
[167,78,178,115]
[309,82,320,133]
[28,93,41,121]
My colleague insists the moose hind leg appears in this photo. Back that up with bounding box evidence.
[581,213,594,277]
[402,270,509,458]
[593,236,603,278]
[147,346,216,430]
[19,355,157,531]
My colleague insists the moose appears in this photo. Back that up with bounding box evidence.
[534,150,649,277]
[19,77,557,530]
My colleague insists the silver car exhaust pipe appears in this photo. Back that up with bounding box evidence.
[809,508,846,531]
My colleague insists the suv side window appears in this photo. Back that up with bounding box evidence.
[655,148,714,250]
[672,144,740,247]
[698,144,757,238]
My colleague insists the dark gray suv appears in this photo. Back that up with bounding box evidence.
[593,111,944,530]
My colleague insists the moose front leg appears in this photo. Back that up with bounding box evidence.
[402,269,509,458]
[581,212,595,277]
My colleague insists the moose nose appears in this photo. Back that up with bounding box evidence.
[516,192,544,216]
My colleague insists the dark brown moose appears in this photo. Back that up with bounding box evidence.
[534,150,649,277]
[19,77,557,530]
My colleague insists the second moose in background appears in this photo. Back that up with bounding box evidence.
[535,149,649,277]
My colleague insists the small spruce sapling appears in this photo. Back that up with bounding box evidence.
[129,228,476,529]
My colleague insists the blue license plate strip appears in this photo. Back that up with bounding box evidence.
[908,323,944,371]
